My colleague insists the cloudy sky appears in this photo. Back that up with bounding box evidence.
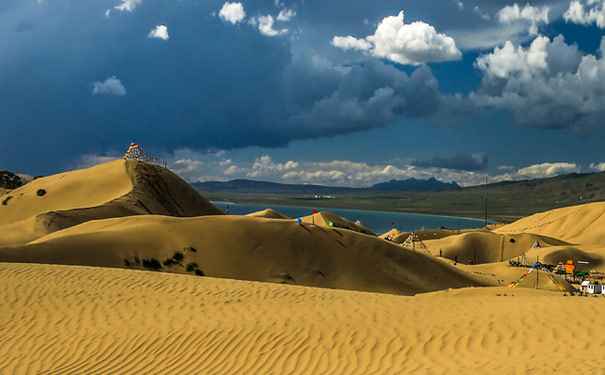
[2,0,605,186]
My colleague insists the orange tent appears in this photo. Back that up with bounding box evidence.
[564,260,576,274]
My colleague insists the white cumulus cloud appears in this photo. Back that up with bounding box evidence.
[277,8,296,22]
[255,15,288,36]
[331,36,373,51]
[91,76,127,96]
[148,25,169,40]
[165,150,598,188]
[564,0,605,28]
[114,0,142,12]
[497,3,549,35]
[469,34,605,131]
[589,162,605,172]
[331,11,462,65]
[516,162,580,178]
[219,2,246,24]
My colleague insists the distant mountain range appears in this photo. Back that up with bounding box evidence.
[372,177,460,190]
[191,177,460,194]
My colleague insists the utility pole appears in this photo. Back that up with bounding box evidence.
[484,176,488,228]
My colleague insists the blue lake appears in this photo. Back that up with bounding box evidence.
[211,201,486,235]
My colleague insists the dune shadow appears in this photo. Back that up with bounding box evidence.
[335,239,347,248]
[313,225,327,234]
[298,223,311,233]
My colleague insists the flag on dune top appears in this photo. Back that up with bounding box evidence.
[123,142,149,162]
[312,209,318,214]
[391,221,395,226]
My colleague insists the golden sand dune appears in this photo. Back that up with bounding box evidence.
[246,208,290,219]
[379,228,401,239]
[526,246,605,272]
[495,201,605,244]
[1,262,603,375]
[0,160,223,246]
[425,231,569,264]
[0,187,10,196]
[301,211,375,236]
[381,228,476,245]
[0,214,487,295]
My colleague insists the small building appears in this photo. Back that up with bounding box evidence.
[587,283,602,294]
[580,280,590,294]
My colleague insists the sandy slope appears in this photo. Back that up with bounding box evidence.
[495,201,605,244]
[0,215,488,295]
[300,211,375,236]
[1,262,603,375]
[425,231,569,264]
[0,160,223,246]
[246,208,290,219]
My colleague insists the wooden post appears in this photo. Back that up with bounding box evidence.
[535,256,539,289]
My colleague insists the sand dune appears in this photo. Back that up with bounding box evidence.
[425,231,569,264]
[495,201,605,244]
[3,160,605,374]
[300,211,375,236]
[246,208,290,219]
[379,228,401,239]
[0,214,488,295]
[1,262,603,375]
[452,261,576,291]
[0,160,223,246]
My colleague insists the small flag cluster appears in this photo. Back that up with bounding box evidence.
[123,142,149,162]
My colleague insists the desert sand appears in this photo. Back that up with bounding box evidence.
[246,208,291,219]
[1,262,603,375]
[0,160,223,246]
[2,159,605,374]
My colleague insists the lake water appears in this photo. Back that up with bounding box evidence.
[211,201,486,235]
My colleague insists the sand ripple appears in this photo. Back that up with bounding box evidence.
[1,262,604,375]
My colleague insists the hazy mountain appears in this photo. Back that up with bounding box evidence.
[192,177,459,194]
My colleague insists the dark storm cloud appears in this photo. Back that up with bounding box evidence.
[1,0,602,176]
[0,0,450,173]
[412,152,488,171]
[285,61,441,138]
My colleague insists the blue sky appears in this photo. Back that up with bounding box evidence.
[2,0,605,186]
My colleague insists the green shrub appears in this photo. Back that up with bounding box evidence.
[36,189,46,196]
[0,171,22,189]
[172,251,185,263]
[186,262,198,273]
[2,196,12,206]
[195,269,204,276]
[142,258,162,270]
[163,258,177,267]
